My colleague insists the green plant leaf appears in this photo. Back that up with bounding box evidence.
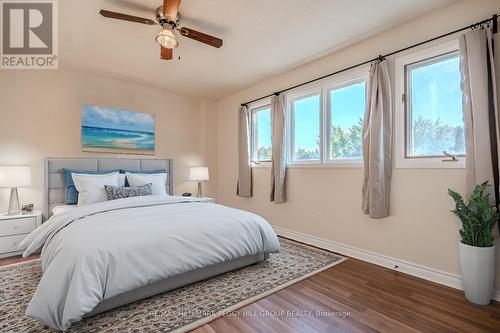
[448,181,498,247]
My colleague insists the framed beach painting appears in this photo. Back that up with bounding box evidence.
[81,105,155,155]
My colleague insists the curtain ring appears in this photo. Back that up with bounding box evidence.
[472,23,486,30]
[371,55,385,67]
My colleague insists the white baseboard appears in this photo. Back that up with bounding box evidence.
[273,225,500,302]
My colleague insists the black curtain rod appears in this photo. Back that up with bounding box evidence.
[241,13,499,107]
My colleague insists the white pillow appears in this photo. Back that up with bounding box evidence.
[117,174,126,187]
[72,172,120,206]
[126,173,168,196]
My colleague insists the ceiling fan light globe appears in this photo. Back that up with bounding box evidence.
[155,28,178,48]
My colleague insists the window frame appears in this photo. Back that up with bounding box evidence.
[286,84,323,165]
[249,99,272,166]
[285,69,368,167]
[323,70,368,166]
[394,40,465,169]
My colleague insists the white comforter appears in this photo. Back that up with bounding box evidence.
[20,196,280,331]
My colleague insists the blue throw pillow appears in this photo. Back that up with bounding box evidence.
[62,169,119,205]
[120,169,166,187]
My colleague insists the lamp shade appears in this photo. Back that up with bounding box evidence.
[189,167,209,181]
[0,166,31,188]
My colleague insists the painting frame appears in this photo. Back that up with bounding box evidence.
[81,104,155,155]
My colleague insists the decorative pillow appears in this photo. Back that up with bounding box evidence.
[120,169,166,186]
[62,169,122,204]
[104,184,153,200]
[125,172,168,196]
[71,172,120,206]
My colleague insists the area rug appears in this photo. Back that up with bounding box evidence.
[0,238,346,332]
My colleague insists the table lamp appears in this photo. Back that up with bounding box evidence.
[189,167,209,198]
[0,166,31,215]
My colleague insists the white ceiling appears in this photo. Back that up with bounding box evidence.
[60,0,457,99]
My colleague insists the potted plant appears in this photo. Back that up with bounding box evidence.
[448,181,498,305]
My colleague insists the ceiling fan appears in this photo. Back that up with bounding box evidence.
[99,0,223,61]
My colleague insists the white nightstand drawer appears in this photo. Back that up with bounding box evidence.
[0,234,26,254]
[0,217,35,236]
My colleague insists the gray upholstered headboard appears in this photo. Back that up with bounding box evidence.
[43,157,174,220]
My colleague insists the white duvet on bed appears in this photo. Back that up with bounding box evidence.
[51,204,77,215]
[20,195,280,331]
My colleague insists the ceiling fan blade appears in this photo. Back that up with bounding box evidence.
[163,0,181,21]
[160,47,173,60]
[99,10,156,25]
[106,0,152,14]
[179,27,223,48]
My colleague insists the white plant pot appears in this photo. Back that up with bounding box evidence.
[459,242,495,305]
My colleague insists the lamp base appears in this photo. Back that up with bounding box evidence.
[197,182,203,198]
[7,187,21,215]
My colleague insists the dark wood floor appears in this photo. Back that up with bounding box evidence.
[193,259,500,333]
[2,254,500,333]
[0,253,40,266]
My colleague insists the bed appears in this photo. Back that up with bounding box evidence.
[21,157,280,331]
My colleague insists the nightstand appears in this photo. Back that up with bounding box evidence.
[0,211,41,258]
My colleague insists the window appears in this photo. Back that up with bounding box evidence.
[285,70,367,167]
[251,104,272,163]
[395,40,465,168]
[249,71,367,168]
[327,79,366,163]
[406,53,464,157]
[289,92,321,163]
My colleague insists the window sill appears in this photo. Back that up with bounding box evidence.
[395,157,465,169]
[252,163,272,168]
[287,163,363,169]
[252,163,364,169]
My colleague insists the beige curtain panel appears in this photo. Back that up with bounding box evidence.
[237,105,252,197]
[270,94,287,203]
[362,60,393,218]
[459,27,499,203]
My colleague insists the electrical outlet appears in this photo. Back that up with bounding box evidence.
[315,211,322,222]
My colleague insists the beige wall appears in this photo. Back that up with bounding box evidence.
[216,0,500,289]
[0,69,217,211]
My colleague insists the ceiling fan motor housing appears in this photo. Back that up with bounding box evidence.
[156,6,179,29]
